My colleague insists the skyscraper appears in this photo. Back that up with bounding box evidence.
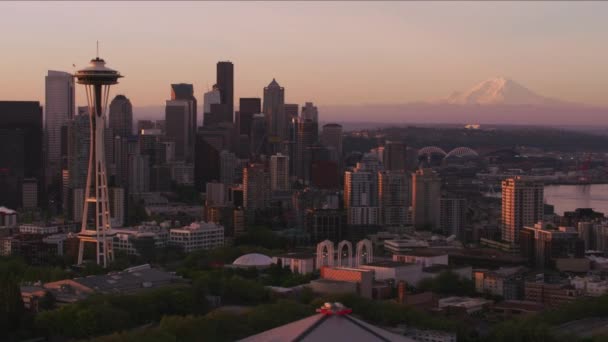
[270,153,290,192]
[284,103,299,121]
[170,83,197,158]
[217,61,234,123]
[108,95,133,138]
[0,101,43,208]
[412,168,441,230]
[383,141,407,171]
[45,70,74,197]
[263,79,286,151]
[295,119,318,181]
[165,99,193,161]
[250,113,267,158]
[237,97,261,136]
[203,85,221,127]
[194,126,233,191]
[501,177,544,244]
[321,123,343,163]
[301,102,318,122]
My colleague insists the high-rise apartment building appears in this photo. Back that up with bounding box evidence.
[344,155,381,226]
[383,141,407,171]
[243,163,269,211]
[45,70,74,194]
[263,79,286,150]
[270,153,290,192]
[378,171,410,227]
[108,95,133,138]
[520,223,584,268]
[412,168,441,230]
[501,177,544,244]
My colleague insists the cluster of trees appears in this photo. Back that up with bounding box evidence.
[90,300,312,342]
[34,284,210,340]
[417,270,476,296]
[487,294,608,342]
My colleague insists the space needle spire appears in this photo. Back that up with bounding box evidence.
[74,53,123,267]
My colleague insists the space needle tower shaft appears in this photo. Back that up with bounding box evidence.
[74,52,123,267]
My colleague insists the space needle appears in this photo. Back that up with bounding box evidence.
[75,49,123,267]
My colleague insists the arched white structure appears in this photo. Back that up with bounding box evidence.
[445,147,479,159]
[337,240,353,267]
[316,240,335,269]
[355,239,373,266]
[418,146,447,157]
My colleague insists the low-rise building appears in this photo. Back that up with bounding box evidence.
[169,221,224,253]
[273,252,315,275]
[359,260,424,286]
[401,326,457,342]
[393,249,449,267]
[311,266,374,299]
[0,207,17,228]
[437,296,492,314]
[524,279,582,307]
[473,266,526,300]
[19,224,59,235]
[571,276,608,297]
[41,264,185,305]
[384,239,430,254]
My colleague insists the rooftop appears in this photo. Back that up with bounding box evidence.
[239,303,414,342]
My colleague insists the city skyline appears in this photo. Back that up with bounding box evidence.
[1,1,607,118]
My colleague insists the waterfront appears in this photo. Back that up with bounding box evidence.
[544,184,608,215]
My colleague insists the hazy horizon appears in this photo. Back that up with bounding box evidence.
[1,1,608,123]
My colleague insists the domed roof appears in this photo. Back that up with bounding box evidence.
[233,253,273,267]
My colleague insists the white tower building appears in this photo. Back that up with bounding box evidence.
[75,55,123,267]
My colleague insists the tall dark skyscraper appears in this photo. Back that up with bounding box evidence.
[295,119,318,181]
[0,101,43,208]
[263,79,286,153]
[237,97,261,136]
[171,83,197,155]
[284,104,298,121]
[383,140,407,171]
[109,95,133,138]
[217,61,234,122]
[167,84,197,161]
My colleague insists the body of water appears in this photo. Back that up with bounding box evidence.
[544,184,608,215]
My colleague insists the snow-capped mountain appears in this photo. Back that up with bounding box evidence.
[446,77,559,105]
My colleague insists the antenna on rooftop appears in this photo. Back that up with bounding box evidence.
[96,40,99,58]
